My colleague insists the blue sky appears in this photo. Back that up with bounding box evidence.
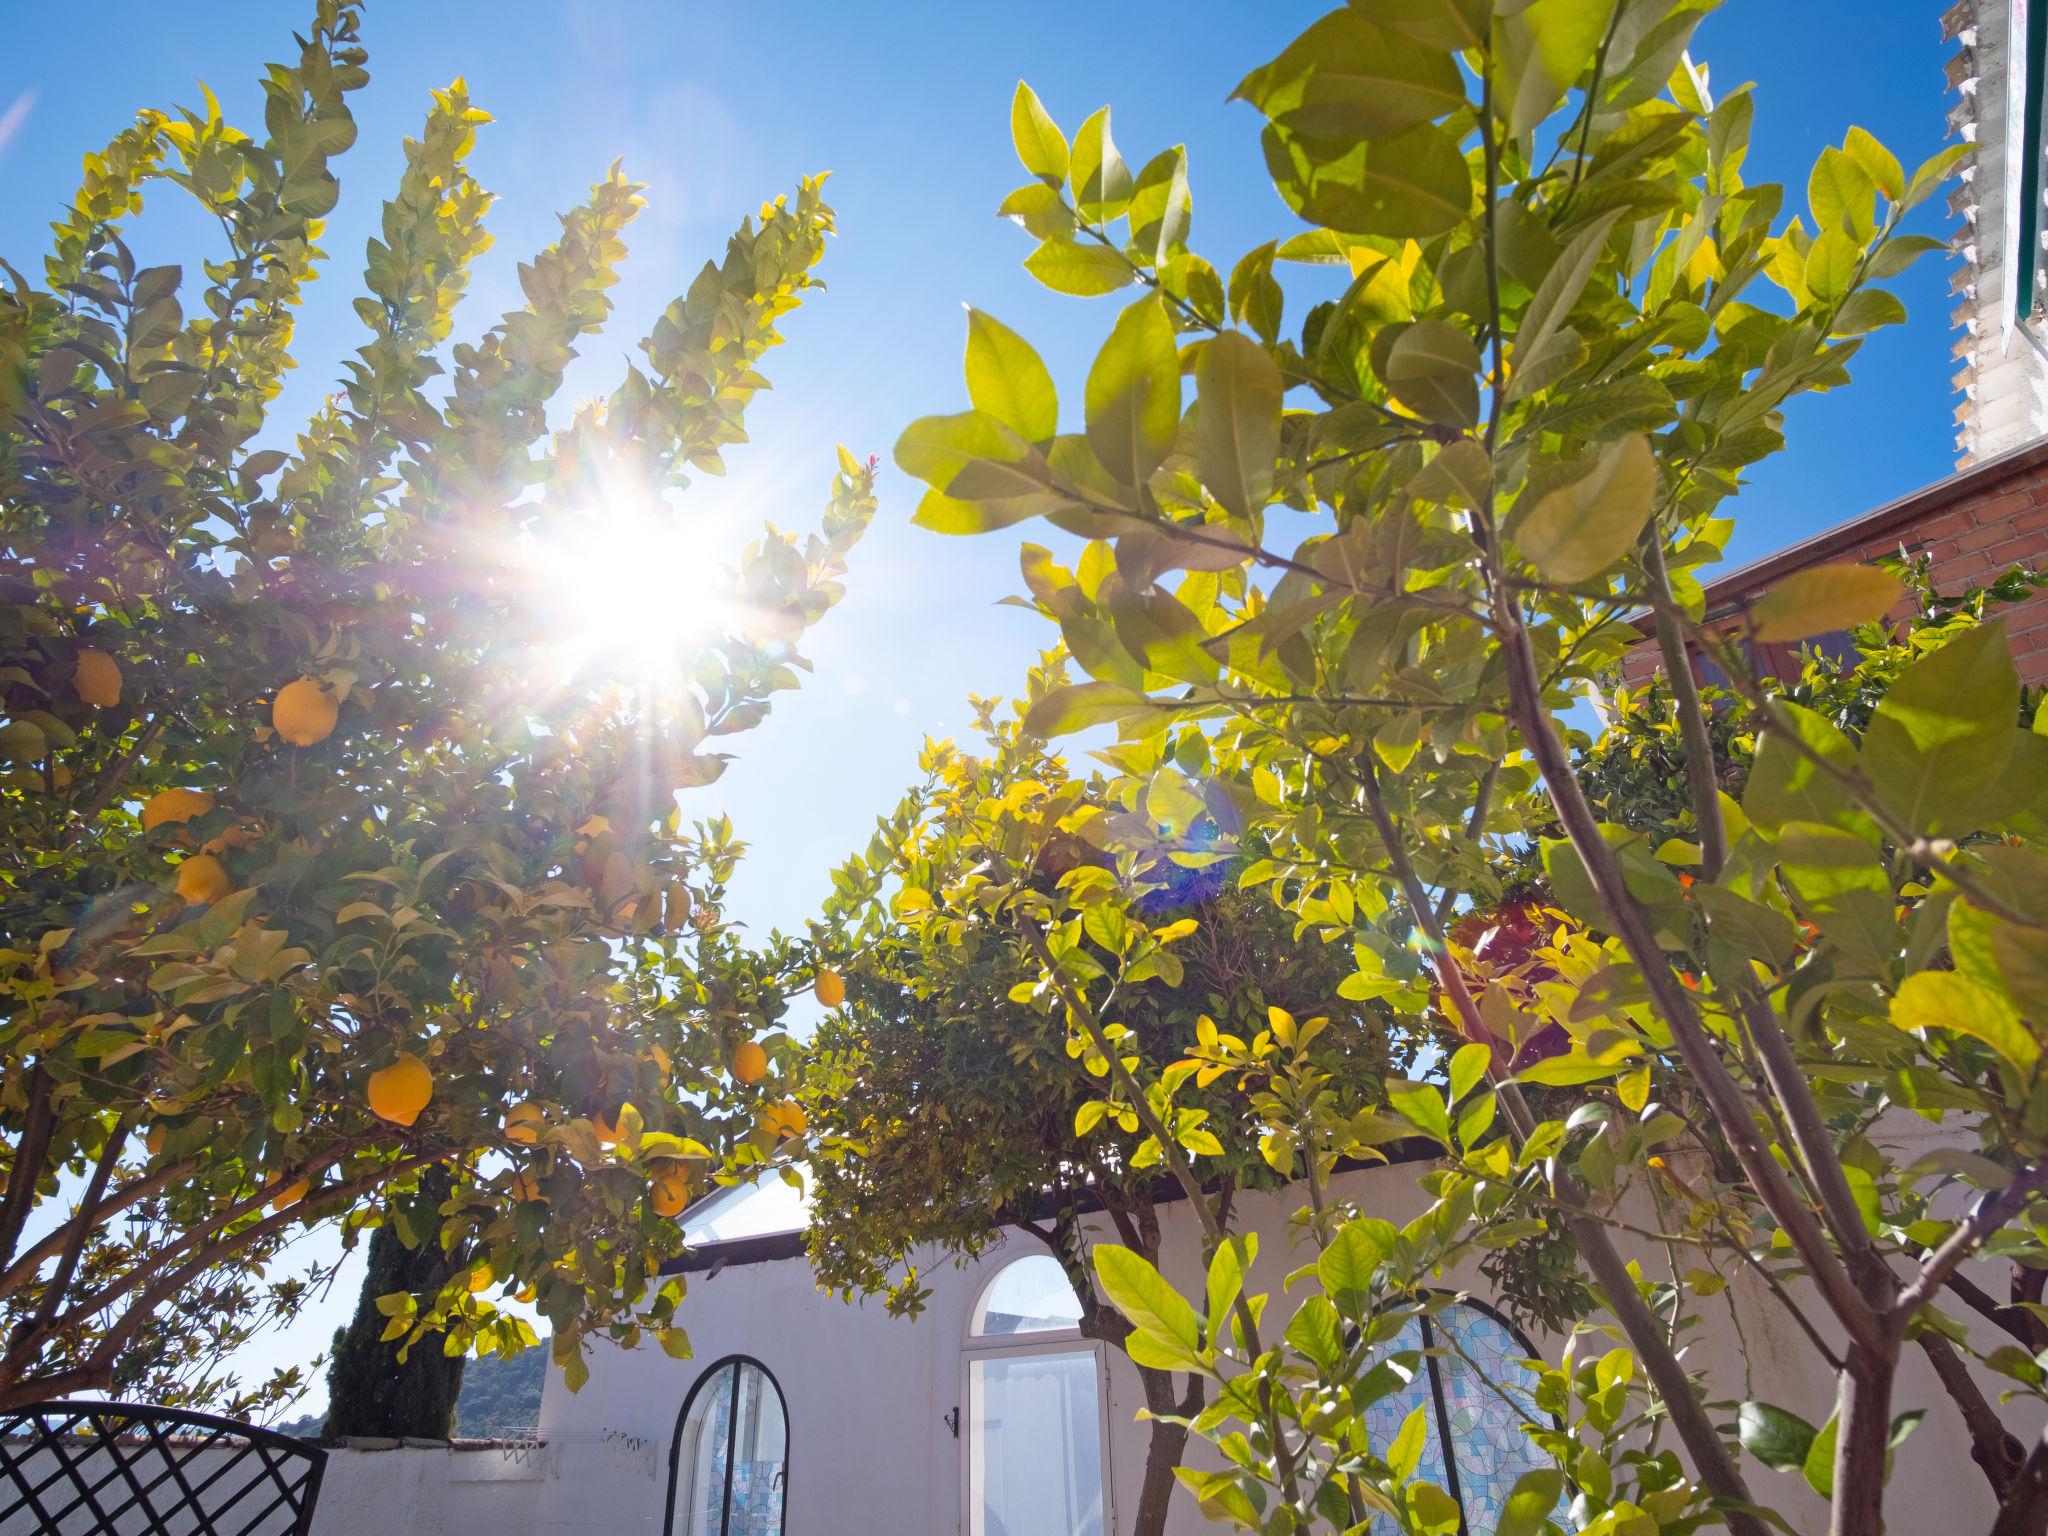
[0,0,1970,1413]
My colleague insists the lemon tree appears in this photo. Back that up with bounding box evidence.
[0,3,869,1413]
[887,3,2048,1532]
[801,669,1408,1536]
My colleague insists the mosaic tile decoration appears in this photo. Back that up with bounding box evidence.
[1356,1303,1564,1535]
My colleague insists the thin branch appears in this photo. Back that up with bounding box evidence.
[1895,1163,2048,1326]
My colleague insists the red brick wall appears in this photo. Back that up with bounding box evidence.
[1620,452,2048,691]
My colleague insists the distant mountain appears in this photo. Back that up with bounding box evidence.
[266,1342,548,1441]
[451,1347,547,1437]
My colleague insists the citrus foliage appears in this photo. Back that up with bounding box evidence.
[0,3,869,1412]
[801,663,1407,1532]
[886,2,2048,1532]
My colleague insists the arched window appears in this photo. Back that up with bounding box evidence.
[1359,1299,1562,1534]
[963,1253,1109,1536]
[665,1356,788,1536]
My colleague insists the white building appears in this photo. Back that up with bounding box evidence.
[1947,0,2048,461]
[521,1156,2032,1536]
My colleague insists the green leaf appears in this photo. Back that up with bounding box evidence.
[1803,1413,1839,1497]
[1387,1078,1451,1144]
[1381,318,1481,427]
[1024,239,1134,297]
[1195,331,1282,519]
[1901,143,1971,213]
[1236,11,1466,142]
[1832,288,1907,336]
[965,309,1058,444]
[1778,821,1896,973]
[1389,1403,1430,1481]
[1510,433,1658,584]
[1268,120,1472,238]
[1749,563,1902,643]
[1095,1242,1202,1352]
[1496,0,1606,134]
[1497,1468,1565,1536]
[1023,682,1156,738]
[1893,970,2038,1072]
[1861,620,2021,837]
[1447,1040,1490,1103]
[1205,1234,1256,1341]
[1010,82,1069,184]
[1810,145,1877,238]
[1739,1401,1819,1472]
[1285,1294,1346,1373]
[1071,107,1132,222]
[1508,211,1618,402]
[1353,0,1491,51]
[1085,297,1181,486]
[1844,126,1904,200]
[1318,1219,1390,1304]
[1745,702,1862,833]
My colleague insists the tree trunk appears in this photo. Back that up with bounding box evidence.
[1830,1339,1897,1536]
[1994,1422,2048,1536]
[1132,1362,1196,1536]
[323,1166,465,1439]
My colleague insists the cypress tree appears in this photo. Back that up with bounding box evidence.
[323,1166,465,1439]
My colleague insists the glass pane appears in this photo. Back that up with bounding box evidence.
[1435,1306,1562,1536]
[972,1254,1084,1337]
[1358,1316,1449,1532]
[727,1362,789,1536]
[682,1165,812,1246]
[672,1363,734,1536]
[970,1349,1104,1536]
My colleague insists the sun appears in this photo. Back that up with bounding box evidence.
[524,503,731,688]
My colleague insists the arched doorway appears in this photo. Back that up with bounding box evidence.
[665,1355,789,1536]
[963,1253,1110,1536]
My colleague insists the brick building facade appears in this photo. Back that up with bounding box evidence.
[1620,435,2048,691]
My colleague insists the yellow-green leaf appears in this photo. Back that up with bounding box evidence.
[1748,562,1902,643]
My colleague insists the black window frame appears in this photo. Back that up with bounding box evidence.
[662,1354,790,1536]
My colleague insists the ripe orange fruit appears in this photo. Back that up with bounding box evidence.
[367,1052,433,1126]
[273,678,338,746]
[730,1040,769,1085]
[269,1178,309,1212]
[592,1106,624,1146]
[141,788,214,832]
[503,1103,544,1145]
[200,821,258,855]
[145,1124,166,1158]
[174,854,232,904]
[814,968,846,1008]
[510,1168,543,1203]
[649,1163,692,1218]
[757,1099,807,1142]
[73,648,122,708]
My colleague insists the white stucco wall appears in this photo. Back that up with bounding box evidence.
[515,1157,2043,1536]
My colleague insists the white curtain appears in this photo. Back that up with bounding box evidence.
[970,1350,1105,1536]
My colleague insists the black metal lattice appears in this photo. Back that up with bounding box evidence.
[0,1400,326,1536]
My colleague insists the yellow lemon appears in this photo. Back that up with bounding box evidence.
[730,1040,768,1086]
[757,1099,807,1142]
[174,854,232,904]
[141,788,214,832]
[73,648,122,708]
[367,1052,433,1126]
[273,678,338,747]
[503,1102,544,1145]
[814,968,846,1008]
